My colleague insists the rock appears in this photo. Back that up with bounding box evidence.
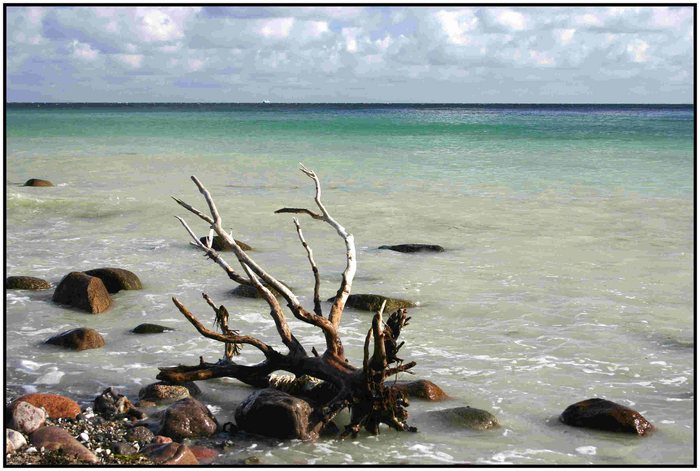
[131,323,173,334]
[189,446,219,464]
[379,243,445,253]
[158,398,218,440]
[94,387,141,420]
[153,435,172,444]
[327,293,416,313]
[9,401,47,434]
[14,393,81,419]
[24,178,53,187]
[235,388,314,440]
[112,441,138,455]
[138,381,200,403]
[84,267,142,293]
[52,272,112,314]
[6,428,27,454]
[45,328,105,351]
[429,406,500,430]
[559,398,655,436]
[198,235,252,251]
[231,281,291,299]
[391,380,449,401]
[140,442,199,465]
[5,276,51,290]
[126,425,154,444]
[30,426,98,463]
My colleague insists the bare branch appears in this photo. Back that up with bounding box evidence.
[190,175,222,225]
[384,361,417,378]
[293,217,322,316]
[275,207,324,220]
[172,196,214,225]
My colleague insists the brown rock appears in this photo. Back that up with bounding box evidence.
[235,388,313,440]
[138,382,191,403]
[15,393,81,419]
[24,178,53,187]
[158,398,218,440]
[30,426,98,463]
[5,276,51,290]
[45,328,105,351]
[559,398,655,436]
[140,442,199,465]
[52,272,112,313]
[153,435,173,444]
[126,426,154,444]
[189,446,219,464]
[84,267,142,293]
[198,235,252,251]
[391,380,449,401]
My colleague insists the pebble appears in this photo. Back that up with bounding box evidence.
[79,432,89,442]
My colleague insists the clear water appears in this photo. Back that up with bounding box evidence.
[5,104,694,464]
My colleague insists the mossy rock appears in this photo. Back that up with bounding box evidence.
[6,276,51,290]
[326,293,416,313]
[429,406,500,430]
[198,235,252,251]
[132,323,174,334]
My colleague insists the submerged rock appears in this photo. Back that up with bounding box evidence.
[391,380,449,401]
[52,272,112,314]
[189,446,220,464]
[327,293,416,313]
[84,268,142,293]
[131,323,173,334]
[15,393,81,420]
[428,406,500,430]
[231,281,291,299]
[6,276,51,290]
[24,178,53,187]
[198,235,252,251]
[45,328,105,351]
[158,398,218,440]
[30,426,98,463]
[235,388,313,440]
[559,398,654,436]
[379,244,445,253]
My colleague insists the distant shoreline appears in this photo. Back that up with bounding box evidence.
[5,102,693,108]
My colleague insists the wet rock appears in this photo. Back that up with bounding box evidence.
[126,425,154,444]
[391,380,449,401]
[131,323,173,334]
[235,388,313,440]
[231,281,291,299]
[10,401,47,434]
[94,387,143,420]
[153,435,172,444]
[141,442,199,465]
[429,406,500,430]
[45,328,105,351]
[189,445,220,464]
[158,398,218,440]
[52,272,112,314]
[138,381,199,403]
[327,293,416,313]
[24,178,53,187]
[111,441,138,455]
[15,393,81,419]
[5,276,51,290]
[84,267,142,293]
[379,243,445,253]
[6,428,27,454]
[30,426,98,463]
[559,398,655,436]
[199,235,252,251]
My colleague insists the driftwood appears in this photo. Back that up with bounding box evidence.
[158,165,416,438]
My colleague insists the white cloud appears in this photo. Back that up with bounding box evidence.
[627,38,649,63]
[115,54,144,69]
[258,17,294,39]
[556,28,575,45]
[71,40,98,61]
[494,9,526,31]
[435,9,478,45]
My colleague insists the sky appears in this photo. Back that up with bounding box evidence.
[5,5,695,103]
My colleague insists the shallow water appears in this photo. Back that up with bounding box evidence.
[4,104,694,464]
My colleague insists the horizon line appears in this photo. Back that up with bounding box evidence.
[5,101,694,106]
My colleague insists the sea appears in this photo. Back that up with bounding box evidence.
[4,103,695,465]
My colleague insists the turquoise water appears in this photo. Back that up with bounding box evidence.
[5,104,695,464]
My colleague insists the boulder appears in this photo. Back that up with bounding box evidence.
[327,293,416,313]
[559,398,654,436]
[6,428,27,454]
[428,406,500,430]
[30,426,98,463]
[5,276,51,290]
[24,178,53,187]
[45,328,105,351]
[198,235,252,251]
[131,323,173,334]
[84,268,142,293]
[189,446,220,464]
[125,425,154,444]
[112,441,138,455]
[14,393,81,419]
[157,398,218,440]
[9,401,47,434]
[52,272,112,313]
[391,380,449,401]
[235,388,313,440]
[138,381,200,403]
[140,442,199,465]
[379,244,445,253]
